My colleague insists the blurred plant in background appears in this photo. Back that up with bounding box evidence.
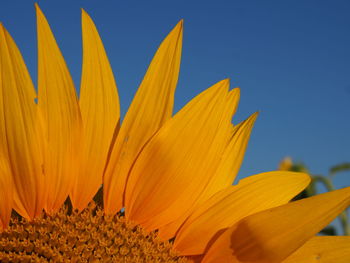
[279,157,350,236]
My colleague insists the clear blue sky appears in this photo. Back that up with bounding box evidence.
[1,0,349,190]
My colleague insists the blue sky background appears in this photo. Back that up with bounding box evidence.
[0,1,349,193]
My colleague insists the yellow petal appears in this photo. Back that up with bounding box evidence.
[202,186,350,263]
[125,79,235,231]
[36,4,82,213]
[197,111,258,203]
[0,156,12,230]
[226,87,240,119]
[283,236,350,263]
[70,10,120,211]
[0,27,13,228]
[103,20,183,214]
[174,171,310,255]
[0,24,44,219]
[158,112,257,240]
[187,255,203,263]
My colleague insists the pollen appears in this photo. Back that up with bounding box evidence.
[0,203,188,263]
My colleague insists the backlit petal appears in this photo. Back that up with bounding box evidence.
[202,186,350,263]
[158,112,257,240]
[0,28,13,228]
[0,24,44,219]
[36,4,82,213]
[204,112,257,196]
[174,171,310,255]
[0,156,12,230]
[103,20,183,214]
[283,236,350,263]
[70,9,120,211]
[125,80,236,230]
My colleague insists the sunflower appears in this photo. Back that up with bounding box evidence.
[0,4,349,263]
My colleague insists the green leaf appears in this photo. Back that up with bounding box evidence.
[330,163,350,176]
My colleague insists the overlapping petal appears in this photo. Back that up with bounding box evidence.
[283,236,350,263]
[174,171,310,255]
[0,26,13,228]
[0,6,348,263]
[158,112,258,240]
[125,79,241,231]
[103,20,183,215]
[36,4,82,214]
[0,156,12,230]
[70,10,120,211]
[202,186,350,263]
[0,23,44,219]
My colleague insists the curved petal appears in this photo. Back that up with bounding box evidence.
[0,156,12,230]
[0,24,44,219]
[204,111,257,197]
[202,186,350,263]
[70,9,120,211]
[103,20,183,215]
[0,26,13,228]
[125,80,237,231]
[283,236,350,263]
[174,171,310,255]
[36,4,82,213]
[187,255,203,263]
[159,112,257,240]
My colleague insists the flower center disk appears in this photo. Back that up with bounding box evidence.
[0,203,187,263]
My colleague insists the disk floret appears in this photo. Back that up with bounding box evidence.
[0,203,187,263]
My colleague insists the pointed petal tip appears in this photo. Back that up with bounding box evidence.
[0,21,8,32]
[35,2,46,20]
[214,79,230,93]
[242,111,259,128]
[81,8,89,17]
[81,8,95,28]
[217,78,230,88]
[0,22,12,38]
[34,2,41,12]
[81,8,90,23]
[231,87,240,96]
[173,19,184,34]
[243,112,259,124]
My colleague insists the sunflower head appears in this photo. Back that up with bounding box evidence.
[0,4,349,263]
